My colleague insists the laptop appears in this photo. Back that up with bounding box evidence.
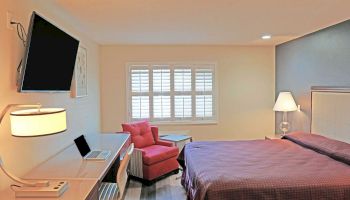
[74,135,111,160]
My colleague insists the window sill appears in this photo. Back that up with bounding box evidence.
[149,120,218,126]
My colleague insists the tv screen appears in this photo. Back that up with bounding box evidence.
[18,12,80,92]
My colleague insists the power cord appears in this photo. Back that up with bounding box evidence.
[10,21,27,85]
[16,59,22,73]
[10,21,27,47]
[10,184,21,192]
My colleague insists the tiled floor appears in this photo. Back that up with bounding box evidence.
[124,173,186,200]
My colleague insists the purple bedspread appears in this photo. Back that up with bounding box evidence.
[180,134,350,200]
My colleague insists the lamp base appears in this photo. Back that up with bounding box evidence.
[279,121,290,136]
[13,181,68,198]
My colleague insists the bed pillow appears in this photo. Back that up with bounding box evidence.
[122,120,155,148]
[283,131,350,165]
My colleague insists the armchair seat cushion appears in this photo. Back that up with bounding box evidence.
[142,145,179,165]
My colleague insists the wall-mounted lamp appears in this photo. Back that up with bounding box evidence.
[0,104,68,197]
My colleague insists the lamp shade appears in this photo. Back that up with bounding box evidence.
[10,108,66,137]
[273,92,298,112]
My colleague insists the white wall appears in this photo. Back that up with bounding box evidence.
[100,45,275,141]
[0,0,100,189]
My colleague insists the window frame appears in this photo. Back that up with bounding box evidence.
[126,62,219,125]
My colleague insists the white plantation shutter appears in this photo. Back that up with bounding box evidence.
[132,96,149,119]
[174,68,192,119]
[153,68,171,92]
[196,95,213,117]
[152,68,171,119]
[195,67,214,119]
[174,69,191,92]
[174,95,192,118]
[127,63,217,123]
[153,96,171,118]
[196,69,213,92]
[130,68,150,119]
[131,69,149,92]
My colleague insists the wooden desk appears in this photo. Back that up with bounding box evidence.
[24,133,130,181]
[0,133,130,200]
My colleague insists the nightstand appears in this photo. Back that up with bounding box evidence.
[159,134,192,152]
[265,134,282,140]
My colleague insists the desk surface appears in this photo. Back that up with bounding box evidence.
[0,133,130,200]
[24,133,130,181]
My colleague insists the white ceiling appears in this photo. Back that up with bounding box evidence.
[41,0,350,45]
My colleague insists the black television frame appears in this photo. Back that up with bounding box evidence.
[17,11,80,93]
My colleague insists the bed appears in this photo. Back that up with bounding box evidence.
[179,87,350,200]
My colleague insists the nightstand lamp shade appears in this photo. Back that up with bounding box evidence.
[10,108,66,137]
[273,92,298,112]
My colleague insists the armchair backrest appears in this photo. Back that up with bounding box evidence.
[121,121,156,148]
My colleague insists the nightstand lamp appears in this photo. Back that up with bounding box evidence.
[273,92,298,135]
[0,104,68,198]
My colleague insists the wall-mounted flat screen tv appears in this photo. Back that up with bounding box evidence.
[18,11,80,92]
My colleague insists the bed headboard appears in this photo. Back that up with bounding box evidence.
[311,86,350,143]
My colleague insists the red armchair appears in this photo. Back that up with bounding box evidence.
[121,121,179,182]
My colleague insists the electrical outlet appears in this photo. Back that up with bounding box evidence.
[6,11,16,30]
[14,181,69,198]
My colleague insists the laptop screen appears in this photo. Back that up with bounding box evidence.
[74,135,91,157]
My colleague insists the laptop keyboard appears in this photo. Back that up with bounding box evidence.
[100,152,109,157]
[86,151,102,158]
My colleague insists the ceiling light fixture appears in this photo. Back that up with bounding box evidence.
[261,35,272,40]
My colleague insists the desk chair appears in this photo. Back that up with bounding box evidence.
[99,143,134,200]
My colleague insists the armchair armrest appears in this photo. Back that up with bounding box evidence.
[151,126,174,147]
[151,126,159,140]
[155,139,174,147]
[129,148,143,178]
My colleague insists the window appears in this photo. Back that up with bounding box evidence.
[127,63,217,124]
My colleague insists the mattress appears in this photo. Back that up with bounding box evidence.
[179,132,350,200]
